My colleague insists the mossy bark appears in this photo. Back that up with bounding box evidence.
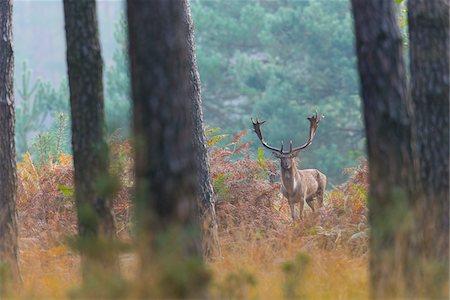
[127,0,206,297]
[351,1,418,298]
[63,0,117,282]
[408,0,449,297]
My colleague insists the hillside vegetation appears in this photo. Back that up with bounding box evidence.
[12,132,368,299]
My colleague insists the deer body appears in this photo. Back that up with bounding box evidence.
[252,112,326,222]
[280,163,326,221]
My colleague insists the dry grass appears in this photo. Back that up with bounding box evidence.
[10,135,369,299]
[19,243,80,299]
[211,246,367,300]
[208,134,368,299]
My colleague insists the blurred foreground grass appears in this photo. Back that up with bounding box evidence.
[15,237,367,299]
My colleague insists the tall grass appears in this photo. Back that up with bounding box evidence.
[12,132,369,299]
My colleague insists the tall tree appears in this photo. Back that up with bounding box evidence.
[182,0,220,259]
[63,0,117,282]
[127,0,206,297]
[351,0,418,298]
[0,0,20,289]
[408,2,449,292]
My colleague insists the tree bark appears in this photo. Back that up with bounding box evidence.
[127,0,205,297]
[0,0,20,290]
[408,0,449,297]
[351,1,418,298]
[63,0,117,281]
[182,0,220,259]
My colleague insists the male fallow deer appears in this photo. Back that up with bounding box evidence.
[251,112,326,222]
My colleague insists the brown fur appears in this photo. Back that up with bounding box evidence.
[279,157,326,221]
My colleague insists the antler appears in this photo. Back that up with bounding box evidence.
[251,111,324,155]
[291,111,325,151]
[251,117,284,153]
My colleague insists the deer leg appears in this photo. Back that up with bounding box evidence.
[317,172,326,208]
[298,197,305,220]
[288,200,297,222]
[317,190,324,208]
[306,197,315,212]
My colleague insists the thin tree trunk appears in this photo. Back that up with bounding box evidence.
[0,0,20,290]
[408,0,449,297]
[63,0,117,281]
[182,0,220,259]
[127,0,206,297]
[351,1,418,298]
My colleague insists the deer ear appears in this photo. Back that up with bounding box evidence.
[289,149,301,158]
[272,151,283,158]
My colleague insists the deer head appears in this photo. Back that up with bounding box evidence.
[251,111,325,169]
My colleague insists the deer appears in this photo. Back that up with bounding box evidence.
[251,112,326,222]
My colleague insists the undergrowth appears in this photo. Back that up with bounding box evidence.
[12,130,369,299]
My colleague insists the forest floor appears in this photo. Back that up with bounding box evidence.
[11,137,369,299]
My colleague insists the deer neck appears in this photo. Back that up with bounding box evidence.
[281,162,300,194]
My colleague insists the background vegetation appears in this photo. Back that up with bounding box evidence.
[14,130,369,299]
[14,0,364,185]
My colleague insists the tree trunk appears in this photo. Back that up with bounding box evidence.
[0,0,20,290]
[127,0,206,297]
[351,1,418,298]
[63,0,117,282]
[182,0,220,259]
[408,0,449,297]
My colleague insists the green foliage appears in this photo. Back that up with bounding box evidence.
[205,126,228,147]
[95,173,121,200]
[370,188,414,240]
[32,133,53,167]
[396,0,409,48]
[15,14,131,159]
[256,146,268,169]
[57,184,74,199]
[77,203,99,232]
[213,173,230,201]
[0,261,13,296]
[353,183,368,204]
[66,235,128,299]
[157,253,209,299]
[191,1,365,184]
[130,226,209,299]
[216,269,257,299]
[16,62,40,142]
[30,112,70,167]
[16,62,69,155]
[282,252,311,299]
[16,2,369,185]
[105,14,131,136]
